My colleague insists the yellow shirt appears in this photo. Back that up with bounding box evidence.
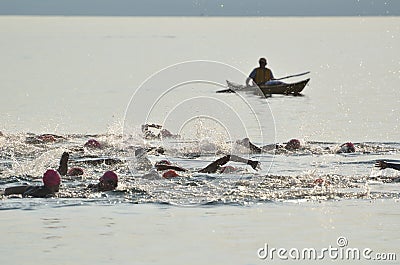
[249,67,273,85]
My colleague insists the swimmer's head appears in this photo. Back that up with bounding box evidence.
[99,171,118,190]
[67,167,84,176]
[237,138,250,145]
[285,139,301,151]
[219,165,236,174]
[162,170,179,179]
[84,139,101,149]
[339,142,355,153]
[38,134,56,143]
[156,160,171,166]
[43,169,61,189]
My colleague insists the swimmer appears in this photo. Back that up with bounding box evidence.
[372,160,400,183]
[58,152,84,176]
[56,152,118,191]
[284,139,301,151]
[155,154,259,178]
[137,147,259,178]
[236,138,301,153]
[3,169,61,198]
[375,160,400,171]
[336,142,355,153]
[87,171,118,192]
[25,133,64,144]
[198,155,259,173]
[84,139,102,148]
[237,138,356,154]
[60,150,122,168]
[141,124,179,139]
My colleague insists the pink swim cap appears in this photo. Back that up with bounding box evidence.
[38,134,56,143]
[43,169,61,187]
[220,165,236,173]
[341,142,355,153]
[286,139,301,150]
[346,142,355,152]
[67,167,84,176]
[99,171,118,183]
[162,170,179,179]
[84,139,101,148]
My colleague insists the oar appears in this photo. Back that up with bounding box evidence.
[273,71,310,80]
[274,71,310,81]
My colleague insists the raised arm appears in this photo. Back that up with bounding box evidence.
[58,152,69,176]
[155,164,187,172]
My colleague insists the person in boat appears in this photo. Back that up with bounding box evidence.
[246,58,277,86]
[154,154,259,178]
[236,138,301,153]
[375,160,400,171]
[2,169,61,198]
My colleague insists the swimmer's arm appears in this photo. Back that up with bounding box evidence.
[4,185,29,196]
[198,155,259,173]
[155,164,187,172]
[386,162,400,171]
[247,141,261,153]
[375,161,400,171]
[261,144,276,152]
[58,152,69,176]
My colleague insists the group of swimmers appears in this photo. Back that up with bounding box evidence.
[1,151,119,198]
[1,128,399,198]
[0,149,259,198]
[236,138,356,154]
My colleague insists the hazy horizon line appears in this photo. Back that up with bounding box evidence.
[1,0,399,17]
